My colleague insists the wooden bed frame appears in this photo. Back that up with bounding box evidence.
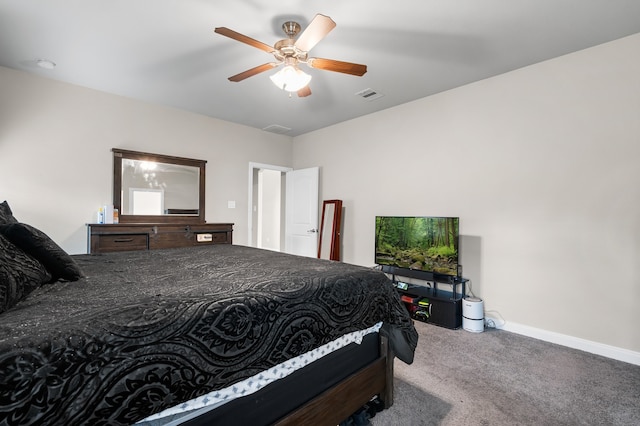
[277,336,394,426]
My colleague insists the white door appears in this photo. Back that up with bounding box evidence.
[257,169,281,251]
[285,167,319,257]
[248,162,292,248]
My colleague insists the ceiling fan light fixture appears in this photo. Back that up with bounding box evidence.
[216,14,364,97]
[270,65,312,92]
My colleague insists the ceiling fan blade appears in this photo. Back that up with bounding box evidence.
[294,14,336,52]
[297,86,312,97]
[214,27,275,53]
[307,58,367,76]
[228,63,279,82]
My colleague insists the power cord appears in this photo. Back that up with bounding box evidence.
[465,279,476,298]
[484,310,505,329]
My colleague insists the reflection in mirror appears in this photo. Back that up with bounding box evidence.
[318,200,343,261]
[113,149,206,224]
[319,203,335,259]
[121,159,199,215]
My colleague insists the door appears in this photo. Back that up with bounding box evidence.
[284,167,319,257]
[248,162,291,249]
[256,168,281,251]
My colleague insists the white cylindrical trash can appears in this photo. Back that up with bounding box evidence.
[462,297,484,333]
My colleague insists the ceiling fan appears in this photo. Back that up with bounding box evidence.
[214,14,367,97]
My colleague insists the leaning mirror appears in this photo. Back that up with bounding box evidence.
[112,148,206,224]
[318,199,343,261]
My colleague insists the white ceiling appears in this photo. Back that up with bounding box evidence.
[2,0,640,137]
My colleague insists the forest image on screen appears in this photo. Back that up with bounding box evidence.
[375,216,459,276]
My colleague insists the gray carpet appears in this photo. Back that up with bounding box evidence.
[372,320,640,425]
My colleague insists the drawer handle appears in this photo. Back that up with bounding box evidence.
[114,238,134,243]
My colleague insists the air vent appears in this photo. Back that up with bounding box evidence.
[355,88,384,102]
[262,124,292,134]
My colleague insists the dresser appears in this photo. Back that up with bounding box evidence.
[87,223,233,254]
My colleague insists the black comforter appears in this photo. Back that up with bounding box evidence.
[0,245,417,425]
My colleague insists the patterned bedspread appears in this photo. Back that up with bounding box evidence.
[0,244,417,425]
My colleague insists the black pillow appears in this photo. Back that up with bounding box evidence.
[0,223,83,282]
[0,201,18,225]
[0,234,52,314]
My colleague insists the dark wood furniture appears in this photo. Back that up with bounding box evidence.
[273,335,394,426]
[87,223,233,254]
[318,199,342,261]
[112,148,206,224]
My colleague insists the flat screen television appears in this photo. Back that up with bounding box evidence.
[375,216,460,279]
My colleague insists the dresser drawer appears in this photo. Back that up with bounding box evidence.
[87,223,233,253]
[211,232,229,243]
[95,234,148,252]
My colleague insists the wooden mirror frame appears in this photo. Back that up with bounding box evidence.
[112,148,206,224]
[318,200,343,261]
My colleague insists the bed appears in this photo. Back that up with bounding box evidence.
[0,203,418,426]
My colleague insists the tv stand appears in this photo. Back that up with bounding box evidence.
[381,265,468,329]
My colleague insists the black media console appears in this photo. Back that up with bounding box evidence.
[381,265,468,330]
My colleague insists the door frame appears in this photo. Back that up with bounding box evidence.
[247,162,292,248]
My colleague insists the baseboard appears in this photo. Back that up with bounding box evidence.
[496,321,640,366]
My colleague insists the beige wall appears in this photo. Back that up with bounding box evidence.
[1,33,639,359]
[292,33,640,355]
[0,66,292,253]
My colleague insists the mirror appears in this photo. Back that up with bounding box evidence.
[318,200,343,261]
[112,148,206,224]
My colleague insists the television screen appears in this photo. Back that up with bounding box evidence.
[375,216,459,277]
